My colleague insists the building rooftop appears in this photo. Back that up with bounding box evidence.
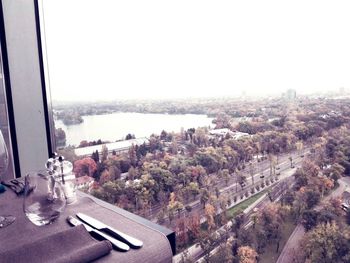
[209,128,233,136]
[209,128,250,139]
[74,137,149,157]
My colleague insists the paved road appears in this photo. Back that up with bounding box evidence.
[275,224,305,263]
[276,176,350,263]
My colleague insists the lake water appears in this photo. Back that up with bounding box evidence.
[55,112,214,146]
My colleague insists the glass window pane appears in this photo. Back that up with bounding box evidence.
[0,48,14,180]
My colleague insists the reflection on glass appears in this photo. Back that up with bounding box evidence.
[0,130,15,228]
[23,172,66,226]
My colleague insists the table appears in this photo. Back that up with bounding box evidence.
[0,188,173,263]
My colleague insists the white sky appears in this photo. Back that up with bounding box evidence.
[42,0,350,101]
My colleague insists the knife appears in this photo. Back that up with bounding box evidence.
[76,213,143,249]
[67,216,130,252]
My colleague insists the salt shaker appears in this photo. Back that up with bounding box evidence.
[47,155,77,204]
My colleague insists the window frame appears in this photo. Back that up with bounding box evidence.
[0,0,175,254]
[0,2,20,179]
[0,0,54,177]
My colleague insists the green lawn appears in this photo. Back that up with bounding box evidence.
[227,190,268,220]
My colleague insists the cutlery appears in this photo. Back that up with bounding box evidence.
[67,216,130,252]
[76,213,143,249]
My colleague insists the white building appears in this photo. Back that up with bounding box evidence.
[209,128,233,137]
[74,137,149,157]
[209,128,250,140]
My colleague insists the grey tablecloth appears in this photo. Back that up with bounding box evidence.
[0,189,173,263]
[0,225,112,263]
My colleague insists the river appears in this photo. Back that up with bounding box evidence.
[55,112,214,146]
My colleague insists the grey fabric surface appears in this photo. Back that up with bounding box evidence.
[0,225,112,263]
[0,189,173,263]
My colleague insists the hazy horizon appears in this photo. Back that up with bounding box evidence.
[51,90,345,105]
[42,0,350,102]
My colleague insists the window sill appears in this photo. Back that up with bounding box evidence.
[77,190,176,256]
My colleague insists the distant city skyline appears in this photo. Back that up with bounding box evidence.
[42,0,350,102]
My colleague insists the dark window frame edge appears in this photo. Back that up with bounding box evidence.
[0,0,21,178]
[34,0,55,155]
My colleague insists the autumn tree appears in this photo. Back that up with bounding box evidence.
[301,210,319,231]
[204,203,216,231]
[237,228,254,246]
[218,194,229,225]
[128,145,137,167]
[303,222,350,263]
[170,138,179,154]
[200,189,210,208]
[99,169,111,185]
[293,168,308,190]
[176,217,188,247]
[256,203,284,252]
[319,177,334,197]
[101,144,109,162]
[219,169,230,186]
[97,180,125,204]
[195,147,223,174]
[187,182,200,201]
[317,198,343,225]
[55,128,66,147]
[237,246,258,263]
[304,189,321,209]
[73,157,97,177]
[232,212,245,236]
[187,213,201,241]
[302,159,320,177]
[167,192,184,219]
[281,189,295,206]
[127,166,137,181]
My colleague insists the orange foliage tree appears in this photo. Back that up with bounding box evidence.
[74,157,97,177]
[187,212,200,241]
[237,246,258,263]
[204,203,216,231]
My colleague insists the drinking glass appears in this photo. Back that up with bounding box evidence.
[23,172,66,226]
[0,129,15,228]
